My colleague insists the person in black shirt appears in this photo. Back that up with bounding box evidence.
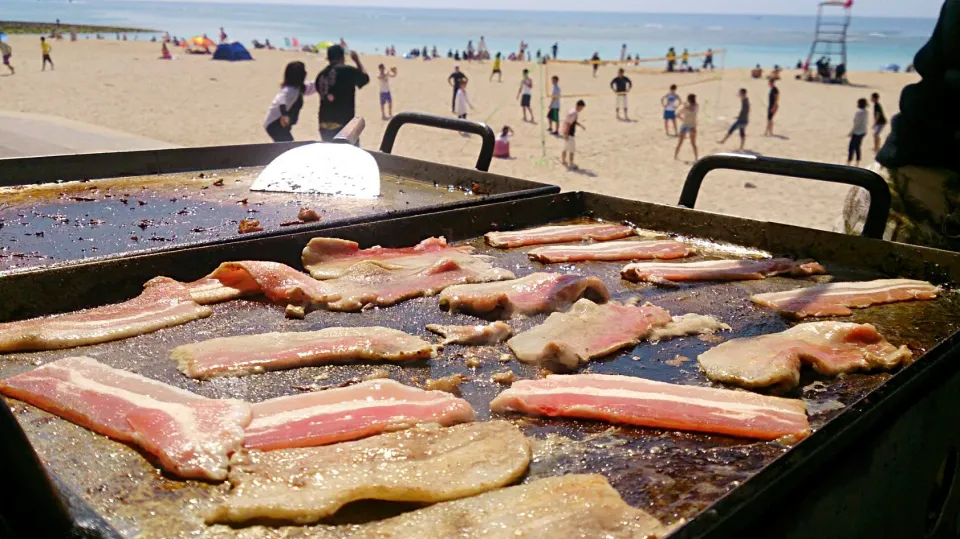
[315,45,369,142]
[591,52,600,77]
[764,78,779,136]
[552,42,558,60]
[448,65,467,113]
[610,68,632,120]
[870,92,887,152]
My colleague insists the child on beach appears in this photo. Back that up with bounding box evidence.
[661,84,680,136]
[848,98,869,167]
[0,41,13,74]
[377,64,397,119]
[611,68,632,120]
[41,37,53,71]
[264,61,316,142]
[561,100,586,170]
[493,126,513,158]
[547,76,561,134]
[674,94,699,161]
[490,52,502,82]
[454,79,474,119]
[719,88,750,150]
[871,92,887,152]
[517,69,534,122]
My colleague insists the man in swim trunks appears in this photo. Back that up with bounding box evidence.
[548,75,561,134]
[517,68,534,122]
[719,88,750,150]
[610,68,632,121]
[661,84,680,136]
[764,79,779,136]
[562,100,586,170]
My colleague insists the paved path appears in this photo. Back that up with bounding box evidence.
[0,110,177,158]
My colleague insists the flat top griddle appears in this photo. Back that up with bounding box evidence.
[2,197,957,538]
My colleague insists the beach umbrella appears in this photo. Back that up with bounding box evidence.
[315,40,335,51]
[187,35,215,49]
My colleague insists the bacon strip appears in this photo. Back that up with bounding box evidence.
[485,224,635,249]
[750,278,941,318]
[0,357,250,480]
[621,258,826,285]
[426,321,513,346]
[243,379,475,451]
[698,321,913,389]
[491,373,810,441]
[151,261,335,307]
[507,299,672,370]
[528,240,695,263]
[172,327,437,380]
[0,278,212,353]
[301,237,472,279]
[439,273,610,319]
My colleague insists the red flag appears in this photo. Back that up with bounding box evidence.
[844,0,854,7]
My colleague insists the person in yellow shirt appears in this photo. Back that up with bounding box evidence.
[41,37,54,71]
[666,47,676,72]
[489,52,502,82]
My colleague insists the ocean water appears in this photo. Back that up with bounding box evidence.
[4,0,936,70]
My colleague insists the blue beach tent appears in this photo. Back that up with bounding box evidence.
[213,42,253,61]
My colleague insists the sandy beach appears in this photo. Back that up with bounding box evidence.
[0,35,920,231]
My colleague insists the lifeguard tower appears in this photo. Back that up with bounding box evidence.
[805,1,853,71]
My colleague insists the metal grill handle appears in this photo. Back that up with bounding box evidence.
[379,112,496,172]
[679,153,891,239]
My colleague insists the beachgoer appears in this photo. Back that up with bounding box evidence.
[620,43,627,63]
[490,52,502,82]
[661,84,680,136]
[703,48,714,70]
[674,94,699,161]
[160,41,172,60]
[378,64,398,119]
[478,36,487,59]
[770,65,783,80]
[40,37,53,71]
[432,46,438,58]
[764,79,779,136]
[448,65,467,113]
[0,41,13,74]
[264,61,316,142]
[454,79,474,120]
[517,69,534,122]
[680,49,690,69]
[219,27,227,43]
[466,40,475,62]
[751,64,763,79]
[315,45,369,142]
[493,126,514,158]
[871,92,887,152]
[719,88,750,149]
[548,75,561,134]
[591,52,600,77]
[847,98,869,167]
[610,68,632,120]
[666,47,676,72]
[551,42,558,60]
[561,100,586,170]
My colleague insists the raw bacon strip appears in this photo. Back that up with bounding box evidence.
[491,373,810,441]
[172,327,437,380]
[507,299,672,370]
[301,237,473,280]
[0,278,212,353]
[0,357,250,480]
[698,322,914,389]
[750,278,941,319]
[621,258,826,285]
[528,240,695,263]
[153,261,336,307]
[210,422,531,525]
[485,223,635,249]
[244,379,475,450]
[439,273,610,319]
[426,321,513,346]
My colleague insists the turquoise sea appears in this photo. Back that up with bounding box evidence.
[4,0,937,70]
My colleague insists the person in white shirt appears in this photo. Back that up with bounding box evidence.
[517,69,534,122]
[660,84,680,136]
[264,61,316,142]
[848,98,869,167]
[377,63,398,119]
[561,100,586,170]
[454,78,474,119]
[674,94,700,161]
[547,75,561,134]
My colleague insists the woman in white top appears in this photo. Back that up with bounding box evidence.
[264,61,316,142]
[848,98,869,167]
[454,78,474,119]
[674,93,699,161]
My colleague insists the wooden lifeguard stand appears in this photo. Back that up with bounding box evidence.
[805,1,853,69]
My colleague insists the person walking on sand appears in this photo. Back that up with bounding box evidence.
[561,100,586,170]
[0,41,13,75]
[871,92,887,152]
[674,94,699,161]
[764,78,780,136]
[661,84,680,136]
[448,65,467,113]
[611,68,632,120]
[719,88,750,150]
[377,64,398,119]
[547,75,561,134]
[315,45,369,142]
[517,69,534,122]
[490,52,502,82]
[847,98,869,167]
[40,37,53,71]
[264,61,316,142]
[591,52,600,77]
[454,79,474,120]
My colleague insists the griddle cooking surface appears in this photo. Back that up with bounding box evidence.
[2,226,959,537]
[0,168,476,272]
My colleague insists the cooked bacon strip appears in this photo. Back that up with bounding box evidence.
[621,258,826,285]
[172,327,436,380]
[301,237,473,279]
[426,321,513,346]
[243,379,475,450]
[0,357,250,480]
[507,299,672,370]
[485,224,635,249]
[750,278,941,318]
[699,322,914,389]
[528,240,695,263]
[439,273,610,319]
[647,313,730,343]
[491,373,810,441]
[210,422,531,525]
[0,278,211,353]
